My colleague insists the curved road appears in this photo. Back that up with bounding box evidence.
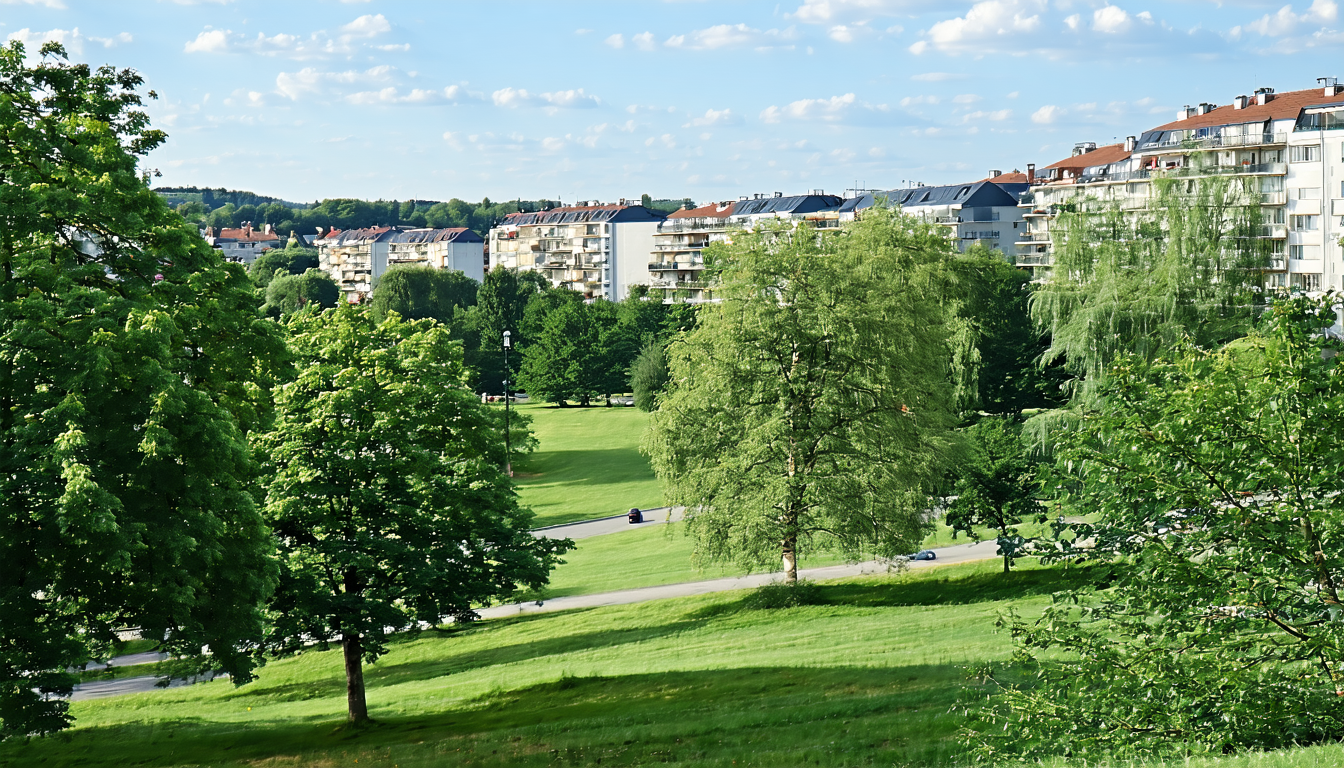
[70,513,998,700]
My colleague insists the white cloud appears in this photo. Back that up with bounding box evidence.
[1031,104,1063,124]
[900,94,941,105]
[632,31,657,50]
[491,87,600,109]
[1241,0,1337,36]
[953,93,981,104]
[605,33,625,48]
[274,65,393,100]
[340,14,391,38]
[184,29,229,53]
[1,0,67,6]
[346,85,469,105]
[909,0,1044,55]
[664,23,797,50]
[541,137,566,152]
[760,93,857,123]
[961,108,1011,122]
[7,27,128,54]
[684,108,737,127]
[792,0,941,24]
[1092,5,1133,34]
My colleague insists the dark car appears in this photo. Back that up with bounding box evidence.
[908,550,937,561]
[628,508,643,524]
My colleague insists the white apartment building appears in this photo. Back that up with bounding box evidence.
[203,223,282,264]
[648,201,736,303]
[488,202,664,301]
[317,226,485,301]
[839,173,1030,257]
[1018,79,1344,290]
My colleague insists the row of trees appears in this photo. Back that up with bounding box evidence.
[0,42,566,737]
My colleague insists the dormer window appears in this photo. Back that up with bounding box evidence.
[954,186,971,199]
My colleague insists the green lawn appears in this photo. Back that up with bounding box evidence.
[511,403,663,527]
[12,561,1343,767]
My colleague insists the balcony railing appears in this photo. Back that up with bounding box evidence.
[1015,255,1053,267]
[657,220,734,233]
[649,262,705,272]
[1018,232,1053,243]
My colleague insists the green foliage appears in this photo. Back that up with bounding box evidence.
[261,268,340,317]
[630,342,670,411]
[742,580,825,610]
[945,417,1043,573]
[646,211,964,582]
[517,300,617,405]
[954,247,1067,413]
[974,295,1344,760]
[247,245,318,290]
[256,305,570,721]
[0,41,284,738]
[370,265,478,324]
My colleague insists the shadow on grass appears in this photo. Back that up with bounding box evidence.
[10,665,979,768]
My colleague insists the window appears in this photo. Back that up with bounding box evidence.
[1267,273,1287,288]
[1290,244,1322,259]
[1260,176,1285,193]
[1291,215,1319,231]
[1295,187,1322,199]
[1292,273,1322,291]
[1290,144,1320,163]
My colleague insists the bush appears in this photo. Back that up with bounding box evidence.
[742,580,824,610]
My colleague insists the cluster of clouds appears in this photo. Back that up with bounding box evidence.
[183,14,403,58]
[605,23,799,51]
[6,26,131,54]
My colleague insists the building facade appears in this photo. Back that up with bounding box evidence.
[841,174,1029,256]
[1017,80,1344,290]
[317,226,485,301]
[488,203,664,301]
[203,224,282,264]
[648,201,736,303]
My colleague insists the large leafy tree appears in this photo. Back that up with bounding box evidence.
[248,245,318,291]
[370,264,477,324]
[517,299,611,406]
[974,296,1344,760]
[645,211,962,582]
[945,417,1042,573]
[0,42,284,738]
[262,268,340,317]
[257,305,565,723]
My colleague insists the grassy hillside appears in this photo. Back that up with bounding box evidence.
[513,403,663,527]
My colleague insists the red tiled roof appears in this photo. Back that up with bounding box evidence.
[978,172,1029,184]
[1040,143,1131,174]
[216,227,281,242]
[1152,86,1344,132]
[667,201,736,219]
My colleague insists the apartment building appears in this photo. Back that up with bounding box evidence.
[1017,79,1344,290]
[648,201,736,303]
[317,226,484,301]
[727,191,844,227]
[840,172,1029,256]
[203,223,282,264]
[488,202,664,301]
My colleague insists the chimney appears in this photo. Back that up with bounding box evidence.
[1026,163,1036,184]
[1255,87,1274,106]
[1321,77,1341,97]
[739,195,749,201]
[811,189,825,195]
[1072,142,1097,157]
[1198,102,1216,115]
[773,191,783,198]
[1233,95,1248,109]
[989,169,1002,178]
[1124,135,1137,152]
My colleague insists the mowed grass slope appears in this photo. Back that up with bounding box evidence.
[512,403,663,527]
[6,562,1096,768]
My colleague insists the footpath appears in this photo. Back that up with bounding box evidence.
[70,511,996,700]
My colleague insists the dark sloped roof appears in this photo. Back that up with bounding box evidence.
[502,204,665,226]
[384,227,484,244]
[731,193,843,216]
[896,180,1024,209]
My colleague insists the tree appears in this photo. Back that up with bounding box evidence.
[0,42,283,738]
[945,417,1042,573]
[262,268,340,317]
[973,295,1344,760]
[630,341,669,412]
[517,300,607,406]
[645,212,963,582]
[257,306,567,723]
[370,265,478,324]
[248,245,318,291]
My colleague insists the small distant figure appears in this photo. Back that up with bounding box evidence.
[628,508,643,524]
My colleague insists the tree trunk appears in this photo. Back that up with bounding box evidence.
[343,633,369,723]
[782,533,798,583]
[1003,554,1011,574]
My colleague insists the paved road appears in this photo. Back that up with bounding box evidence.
[533,506,684,540]
[71,516,1000,700]
[477,539,1001,620]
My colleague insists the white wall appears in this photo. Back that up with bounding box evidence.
[612,221,658,301]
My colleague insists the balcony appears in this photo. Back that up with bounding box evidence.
[1017,232,1053,243]
[654,242,706,252]
[1187,132,1288,150]
[1259,191,1288,206]
[649,262,704,272]
[1015,255,1053,267]
[658,220,734,233]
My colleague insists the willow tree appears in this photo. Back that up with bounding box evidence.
[644,209,963,582]
[0,43,284,738]
[1030,171,1271,407]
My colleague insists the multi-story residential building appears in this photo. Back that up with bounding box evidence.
[648,201,736,303]
[839,172,1029,256]
[727,191,844,227]
[1017,80,1344,289]
[488,202,664,301]
[203,223,282,264]
[317,226,484,301]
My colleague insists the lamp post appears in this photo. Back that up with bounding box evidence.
[502,330,512,478]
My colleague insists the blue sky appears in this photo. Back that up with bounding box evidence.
[4,0,1341,204]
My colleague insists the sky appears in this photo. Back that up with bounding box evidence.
[4,0,1342,205]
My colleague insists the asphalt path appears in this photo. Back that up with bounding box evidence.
[70,515,1000,700]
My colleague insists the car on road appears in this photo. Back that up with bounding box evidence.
[907,550,937,561]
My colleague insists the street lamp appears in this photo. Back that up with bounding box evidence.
[502,330,512,478]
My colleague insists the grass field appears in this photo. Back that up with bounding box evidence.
[511,403,663,527]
